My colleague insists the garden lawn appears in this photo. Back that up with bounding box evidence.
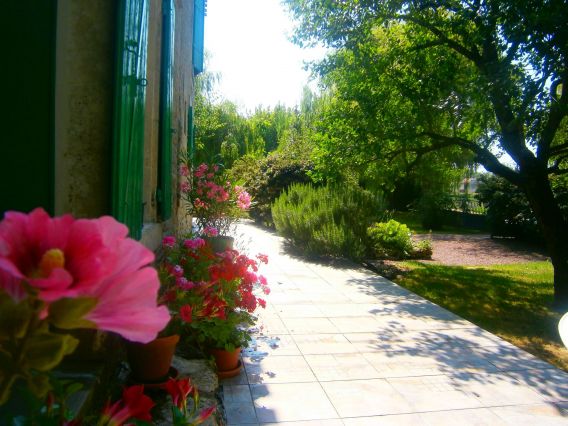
[394,260,568,371]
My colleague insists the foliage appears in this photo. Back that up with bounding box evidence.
[271,183,386,259]
[367,220,433,260]
[367,220,414,259]
[284,0,568,304]
[395,261,568,371]
[229,153,314,226]
[476,174,541,242]
[179,161,251,235]
[412,239,433,260]
[193,68,310,167]
[159,235,269,351]
[0,209,169,406]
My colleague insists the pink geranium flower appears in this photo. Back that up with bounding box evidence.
[203,226,218,237]
[183,238,206,250]
[237,190,251,210]
[0,208,170,343]
[180,181,190,193]
[179,163,190,177]
[162,235,176,248]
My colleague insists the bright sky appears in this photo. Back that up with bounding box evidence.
[204,0,326,114]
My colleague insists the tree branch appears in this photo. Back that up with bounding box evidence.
[396,14,482,64]
[421,132,523,184]
[550,142,568,156]
[538,75,568,161]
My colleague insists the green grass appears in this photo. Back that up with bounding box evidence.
[391,211,484,235]
[394,260,568,371]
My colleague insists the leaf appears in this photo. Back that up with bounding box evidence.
[26,373,51,399]
[47,297,98,330]
[0,293,33,339]
[25,331,79,372]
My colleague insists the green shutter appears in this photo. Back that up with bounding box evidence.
[112,0,149,239]
[158,0,175,220]
[188,106,195,158]
[192,0,205,75]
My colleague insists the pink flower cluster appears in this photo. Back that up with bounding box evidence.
[179,162,252,234]
[0,208,170,343]
[236,186,252,210]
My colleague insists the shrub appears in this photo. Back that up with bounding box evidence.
[271,183,385,259]
[367,220,414,259]
[229,153,314,226]
[412,239,433,259]
[476,174,541,242]
[417,191,452,230]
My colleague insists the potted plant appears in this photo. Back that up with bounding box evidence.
[160,234,269,377]
[179,160,251,239]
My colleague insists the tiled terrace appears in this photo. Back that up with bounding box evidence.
[220,221,568,425]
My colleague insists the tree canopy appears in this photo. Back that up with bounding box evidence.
[284,0,568,306]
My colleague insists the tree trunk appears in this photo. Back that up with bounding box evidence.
[522,164,568,309]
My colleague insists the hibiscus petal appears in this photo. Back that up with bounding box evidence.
[31,268,74,302]
[85,268,170,343]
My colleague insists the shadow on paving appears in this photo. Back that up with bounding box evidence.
[338,273,568,406]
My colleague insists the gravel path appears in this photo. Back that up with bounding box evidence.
[413,233,549,266]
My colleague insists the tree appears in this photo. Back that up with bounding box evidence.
[285,0,568,306]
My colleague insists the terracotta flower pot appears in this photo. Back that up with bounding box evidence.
[204,235,234,253]
[209,347,242,378]
[127,334,180,383]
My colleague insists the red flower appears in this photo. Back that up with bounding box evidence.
[180,305,193,323]
[165,377,194,411]
[195,405,216,424]
[102,385,154,425]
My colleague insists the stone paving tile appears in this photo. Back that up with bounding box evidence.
[448,371,547,406]
[283,318,340,335]
[363,349,499,378]
[243,355,317,384]
[342,414,426,426]
[251,382,339,423]
[275,304,325,319]
[318,303,383,318]
[262,420,344,425]
[480,345,560,372]
[253,316,289,335]
[328,317,384,333]
[225,402,259,425]
[504,368,568,402]
[243,335,302,357]
[292,334,359,355]
[304,353,380,381]
[490,403,568,425]
[386,375,483,411]
[420,408,507,425]
[321,379,414,417]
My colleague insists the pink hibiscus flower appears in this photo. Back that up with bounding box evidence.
[0,208,170,343]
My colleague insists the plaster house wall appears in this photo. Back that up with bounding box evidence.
[54,0,115,218]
